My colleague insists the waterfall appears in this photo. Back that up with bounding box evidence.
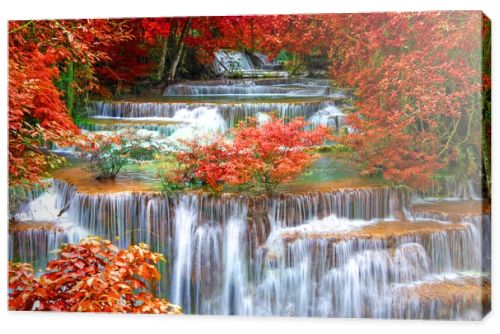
[267,187,410,228]
[171,196,198,310]
[9,178,489,319]
[213,51,254,73]
[213,51,282,75]
[170,107,227,136]
[417,179,481,201]
[87,101,346,132]
[9,181,89,271]
[256,112,271,126]
[308,104,345,130]
[9,225,88,272]
[163,79,333,96]
[221,215,249,315]
[164,83,329,96]
[78,119,178,136]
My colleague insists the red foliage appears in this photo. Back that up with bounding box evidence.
[229,117,332,190]
[174,136,233,190]
[9,14,485,190]
[94,20,156,92]
[9,237,182,314]
[8,20,131,185]
[322,12,484,189]
[141,18,171,44]
[174,117,331,192]
[131,16,305,65]
[9,22,78,184]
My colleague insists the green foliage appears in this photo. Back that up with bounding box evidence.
[123,141,159,162]
[84,136,129,180]
[55,61,92,123]
[237,172,280,194]
[90,147,128,180]
[276,49,291,63]
[228,71,244,79]
[82,132,163,180]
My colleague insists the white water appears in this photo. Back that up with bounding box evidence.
[88,107,228,143]
[212,50,286,77]
[214,51,254,73]
[171,107,227,133]
[10,74,490,319]
[165,84,328,96]
[168,107,227,142]
[88,100,348,132]
[256,112,271,126]
[10,183,89,270]
[221,216,250,315]
[171,196,198,309]
[9,178,488,319]
[164,78,332,96]
[308,105,345,129]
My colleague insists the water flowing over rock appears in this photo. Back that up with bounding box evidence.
[164,79,334,96]
[214,51,255,73]
[418,179,482,201]
[9,78,489,319]
[308,104,345,129]
[9,178,490,319]
[87,100,347,133]
[78,119,178,136]
[213,51,285,77]
[9,181,89,271]
[9,222,89,272]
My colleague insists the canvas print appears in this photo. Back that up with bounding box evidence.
[8,11,491,319]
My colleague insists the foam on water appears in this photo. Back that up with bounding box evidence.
[308,105,345,129]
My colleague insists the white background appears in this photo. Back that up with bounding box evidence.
[0,0,498,333]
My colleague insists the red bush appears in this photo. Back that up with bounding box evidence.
[9,237,182,314]
[173,117,331,192]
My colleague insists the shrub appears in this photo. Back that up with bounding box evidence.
[8,237,182,314]
[80,134,129,180]
[122,133,161,162]
[229,117,332,193]
[174,136,233,192]
[156,153,202,195]
[164,117,332,193]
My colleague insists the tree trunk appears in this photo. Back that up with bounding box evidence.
[167,18,192,85]
[156,36,169,81]
[177,42,188,76]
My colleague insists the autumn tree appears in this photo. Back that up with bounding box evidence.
[229,117,332,192]
[93,20,157,97]
[140,16,296,82]
[9,237,182,314]
[322,12,486,190]
[167,117,331,193]
[8,19,131,185]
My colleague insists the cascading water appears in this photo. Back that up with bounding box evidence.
[308,104,345,130]
[9,181,89,271]
[164,82,329,96]
[171,196,198,310]
[418,179,482,201]
[89,100,339,126]
[9,76,490,320]
[213,50,254,74]
[213,51,283,76]
[9,178,489,319]
[169,107,227,139]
